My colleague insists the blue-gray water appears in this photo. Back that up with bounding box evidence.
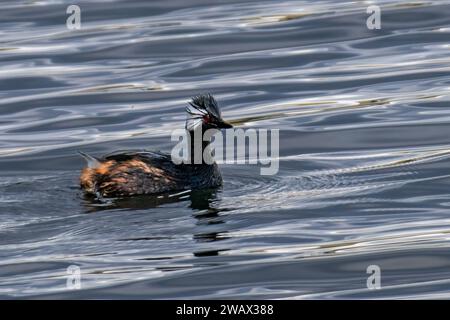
[1,0,450,299]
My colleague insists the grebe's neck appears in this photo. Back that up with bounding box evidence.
[187,128,214,165]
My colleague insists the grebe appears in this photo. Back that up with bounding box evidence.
[79,94,233,198]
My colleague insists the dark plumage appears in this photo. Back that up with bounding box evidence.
[79,94,232,198]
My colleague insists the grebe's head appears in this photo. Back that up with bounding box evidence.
[185,94,233,132]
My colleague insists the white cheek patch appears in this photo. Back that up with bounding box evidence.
[186,103,208,131]
[186,118,202,131]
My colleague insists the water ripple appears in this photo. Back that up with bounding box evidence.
[1,0,450,299]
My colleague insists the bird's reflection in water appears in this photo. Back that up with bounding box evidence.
[83,188,221,212]
[188,190,231,257]
[82,188,231,257]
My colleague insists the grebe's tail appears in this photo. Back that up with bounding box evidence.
[78,151,100,168]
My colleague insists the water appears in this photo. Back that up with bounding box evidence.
[1,0,450,299]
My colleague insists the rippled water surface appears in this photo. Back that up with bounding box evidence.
[1,0,450,299]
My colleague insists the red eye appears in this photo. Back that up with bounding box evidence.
[203,115,210,123]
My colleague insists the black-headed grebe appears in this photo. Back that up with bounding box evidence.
[79,94,232,197]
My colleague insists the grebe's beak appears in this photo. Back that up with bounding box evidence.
[217,120,233,129]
